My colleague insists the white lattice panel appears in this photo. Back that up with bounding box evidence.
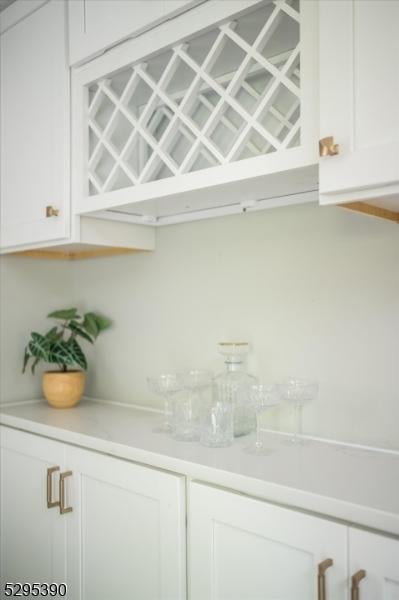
[86,1,301,196]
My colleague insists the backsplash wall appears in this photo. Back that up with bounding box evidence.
[1,203,398,448]
[0,256,73,403]
[72,203,399,449]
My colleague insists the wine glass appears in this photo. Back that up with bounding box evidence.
[147,374,182,432]
[173,370,213,441]
[244,384,279,455]
[279,379,318,445]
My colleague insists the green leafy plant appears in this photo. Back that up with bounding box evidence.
[22,308,112,374]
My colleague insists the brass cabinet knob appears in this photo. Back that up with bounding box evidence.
[319,136,339,157]
[351,569,366,600]
[318,558,334,600]
[46,205,60,217]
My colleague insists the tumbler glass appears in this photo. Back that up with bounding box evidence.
[200,394,234,448]
[172,370,212,442]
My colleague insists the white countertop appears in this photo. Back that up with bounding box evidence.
[1,399,399,536]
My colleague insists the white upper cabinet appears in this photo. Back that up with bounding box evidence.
[72,0,319,225]
[68,0,203,66]
[0,0,70,248]
[319,0,399,212]
[0,0,154,258]
[349,528,399,600]
[189,482,347,600]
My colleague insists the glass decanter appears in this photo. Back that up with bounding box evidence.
[213,342,257,437]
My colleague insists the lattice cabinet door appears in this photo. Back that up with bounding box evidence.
[72,0,318,223]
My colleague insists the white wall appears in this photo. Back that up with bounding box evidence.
[1,203,398,449]
[71,204,399,449]
[0,256,73,403]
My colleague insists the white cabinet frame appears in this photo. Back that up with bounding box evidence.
[0,427,68,585]
[66,445,187,600]
[0,0,70,249]
[348,528,399,600]
[189,481,348,600]
[68,0,204,66]
[71,0,318,223]
[319,0,399,208]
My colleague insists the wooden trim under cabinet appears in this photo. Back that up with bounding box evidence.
[341,202,399,223]
[8,247,143,261]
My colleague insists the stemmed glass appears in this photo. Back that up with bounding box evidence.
[244,384,279,456]
[147,374,182,432]
[279,379,318,445]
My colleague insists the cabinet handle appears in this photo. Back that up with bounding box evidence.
[351,569,366,600]
[46,205,59,217]
[59,470,73,515]
[319,136,339,157]
[46,466,60,509]
[318,558,334,600]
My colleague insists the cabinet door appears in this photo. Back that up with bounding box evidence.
[0,427,67,585]
[189,482,347,600]
[68,0,201,65]
[72,0,318,222]
[349,528,399,600]
[0,0,69,249]
[66,445,186,600]
[319,0,399,205]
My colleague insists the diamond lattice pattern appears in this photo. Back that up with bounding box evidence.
[87,0,301,195]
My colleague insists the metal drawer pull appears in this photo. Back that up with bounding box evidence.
[351,569,366,600]
[46,466,60,509]
[318,558,334,600]
[59,470,73,515]
[319,136,339,157]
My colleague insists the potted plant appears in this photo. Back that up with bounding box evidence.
[23,308,111,408]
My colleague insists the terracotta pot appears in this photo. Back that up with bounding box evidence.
[42,371,86,408]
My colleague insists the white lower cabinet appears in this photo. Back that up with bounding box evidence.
[348,528,399,600]
[66,445,186,600]
[0,427,186,600]
[188,482,347,600]
[1,426,399,600]
[0,428,67,586]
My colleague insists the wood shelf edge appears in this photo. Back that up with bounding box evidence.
[340,202,399,223]
[8,247,143,261]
